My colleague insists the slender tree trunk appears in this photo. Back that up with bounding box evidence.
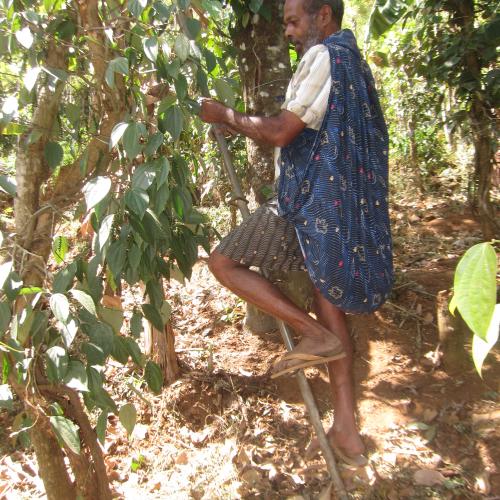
[232,1,292,204]
[30,416,76,500]
[452,0,498,239]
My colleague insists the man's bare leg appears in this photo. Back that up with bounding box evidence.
[208,251,344,367]
[312,288,365,458]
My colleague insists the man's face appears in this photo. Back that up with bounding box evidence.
[284,0,320,57]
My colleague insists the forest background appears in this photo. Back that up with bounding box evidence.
[0,0,498,498]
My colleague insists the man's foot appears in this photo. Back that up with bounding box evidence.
[306,427,367,467]
[271,334,345,378]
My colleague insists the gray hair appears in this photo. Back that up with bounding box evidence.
[304,0,344,26]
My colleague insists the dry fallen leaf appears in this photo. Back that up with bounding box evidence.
[175,451,189,465]
[413,469,446,486]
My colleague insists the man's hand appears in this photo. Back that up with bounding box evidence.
[199,98,228,124]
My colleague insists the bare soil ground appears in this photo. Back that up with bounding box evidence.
[1,196,498,499]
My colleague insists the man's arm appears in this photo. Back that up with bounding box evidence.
[199,98,306,148]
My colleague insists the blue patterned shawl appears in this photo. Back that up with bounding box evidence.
[277,29,393,314]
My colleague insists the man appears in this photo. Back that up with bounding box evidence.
[199,0,392,466]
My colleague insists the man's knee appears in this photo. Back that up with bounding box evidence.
[207,250,235,283]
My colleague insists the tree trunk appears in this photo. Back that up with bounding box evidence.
[436,290,471,374]
[232,1,292,204]
[143,280,180,385]
[452,0,498,240]
[30,416,76,500]
[232,2,301,333]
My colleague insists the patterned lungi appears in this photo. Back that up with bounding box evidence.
[215,199,306,273]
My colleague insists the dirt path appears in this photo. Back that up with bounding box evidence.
[1,199,498,499]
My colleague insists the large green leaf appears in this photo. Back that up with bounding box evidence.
[0,261,13,290]
[110,122,129,149]
[214,78,235,108]
[174,33,190,62]
[142,303,164,332]
[63,360,89,392]
[472,304,500,376]
[128,0,147,17]
[45,346,69,382]
[70,289,97,316]
[143,36,159,62]
[0,301,11,334]
[83,176,111,211]
[125,189,149,218]
[105,57,129,88]
[164,105,184,141]
[52,235,69,264]
[98,214,115,252]
[44,142,64,170]
[145,361,163,394]
[132,164,156,191]
[119,403,137,436]
[106,241,127,280]
[144,132,164,156]
[15,27,34,49]
[452,243,497,340]
[123,122,143,160]
[50,293,70,324]
[50,416,81,454]
[368,0,412,39]
[96,411,108,445]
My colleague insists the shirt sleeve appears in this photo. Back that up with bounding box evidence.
[282,45,331,129]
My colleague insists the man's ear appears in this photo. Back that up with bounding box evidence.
[319,4,334,25]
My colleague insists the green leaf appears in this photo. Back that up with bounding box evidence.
[145,361,163,394]
[110,122,129,149]
[125,189,149,218]
[96,411,108,445]
[63,360,89,392]
[143,36,159,62]
[98,214,115,252]
[83,176,111,211]
[214,79,235,108]
[105,57,129,88]
[50,416,81,454]
[249,0,263,13]
[45,346,69,382]
[178,0,191,9]
[53,262,77,293]
[144,132,164,156]
[119,403,137,436]
[0,175,16,196]
[128,0,147,17]
[124,337,145,366]
[44,142,64,170]
[164,105,184,141]
[83,342,106,365]
[24,66,41,92]
[142,303,164,332]
[99,305,124,335]
[174,74,188,101]
[111,335,129,364]
[0,261,13,290]
[132,164,156,191]
[130,311,143,338]
[106,241,127,279]
[155,157,170,188]
[0,384,13,411]
[368,0,411,40]
[472,304,500,376]
[0,301,11,334]
[70,289,97,316]
[60,317,78,348]
[123,122,143,159]
[52,235,69,264]
[184,18,201,40]
[201,0,222,17]
[15,27,34,49]
[174,33,190,62]
[160,301,172,323]
[453,243,497,340]
[50,293,70,324]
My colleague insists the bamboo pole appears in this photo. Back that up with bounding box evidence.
[211,126,348,499]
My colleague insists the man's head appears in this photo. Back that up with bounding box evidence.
[284,0,344,57]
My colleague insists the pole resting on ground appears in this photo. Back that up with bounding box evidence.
[211,126,348,499]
